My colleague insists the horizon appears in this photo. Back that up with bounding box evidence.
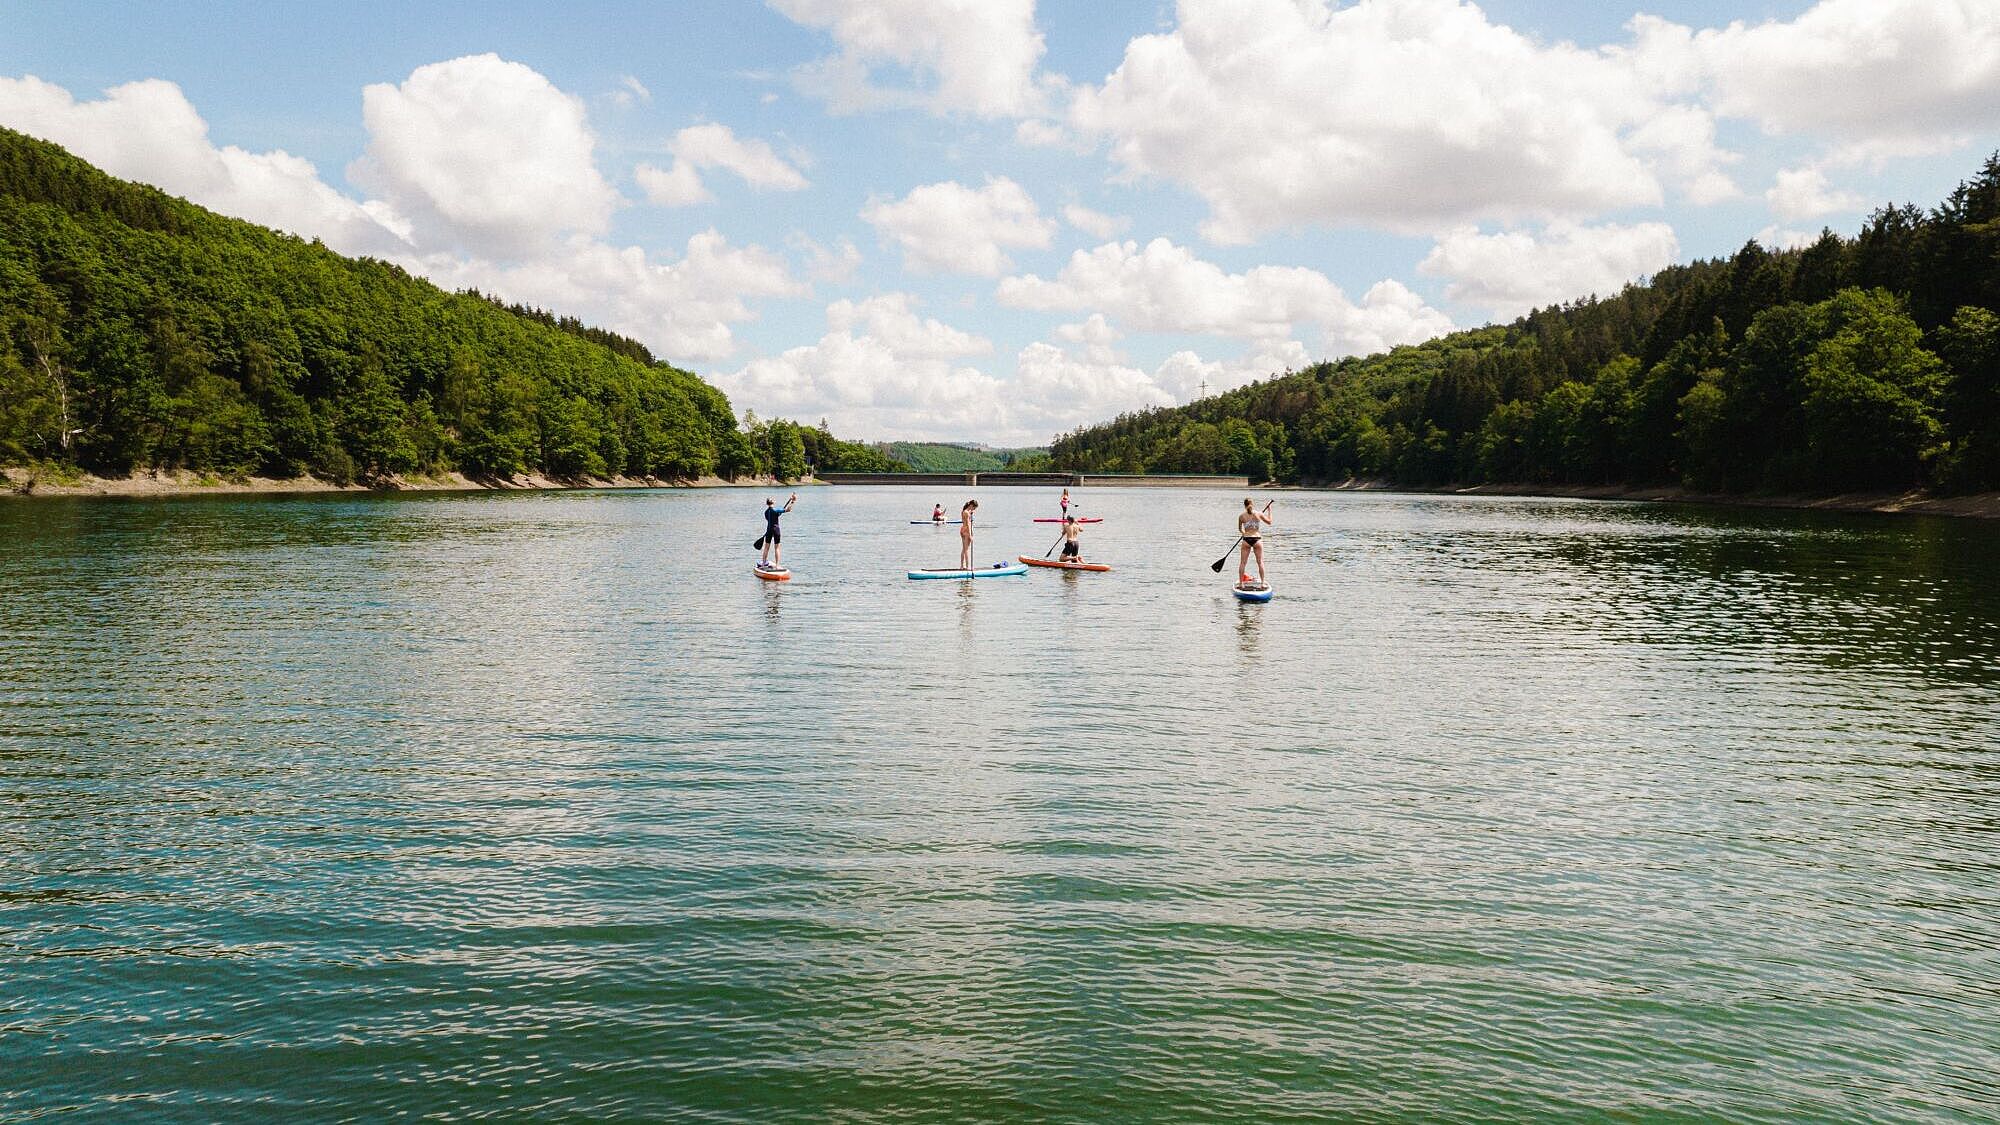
[4,0,1998,445]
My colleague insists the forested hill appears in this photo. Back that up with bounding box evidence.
[0,127,900,483]
[1053,157,2000,497]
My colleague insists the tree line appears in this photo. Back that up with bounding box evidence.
[0,127,903,485]
[1053,155,2000,497]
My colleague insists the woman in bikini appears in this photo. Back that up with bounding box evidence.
[1237,498,1273,585]
[959,499,979,570]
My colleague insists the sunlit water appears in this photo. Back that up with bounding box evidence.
[3,485,1998,1122]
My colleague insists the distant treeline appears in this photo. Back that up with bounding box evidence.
[1054,155,2000,496]
[0,127,893,484]
[877,441,1051,473]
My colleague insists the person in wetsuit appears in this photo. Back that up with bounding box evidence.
[760,493,796,569]
[1237,497,1273,585]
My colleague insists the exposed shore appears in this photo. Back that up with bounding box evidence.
[1306,479,2000,520]
[0,465,797,499]
[8,464,1998,519]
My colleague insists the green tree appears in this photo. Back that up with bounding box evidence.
[1799,289,1945,489]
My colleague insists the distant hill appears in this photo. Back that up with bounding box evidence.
[879,441,1051,472]
[0,126,897,483]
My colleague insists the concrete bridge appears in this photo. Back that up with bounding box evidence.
[817,472,1250,487]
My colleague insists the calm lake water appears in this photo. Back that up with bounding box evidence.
[3,485,1998,1122]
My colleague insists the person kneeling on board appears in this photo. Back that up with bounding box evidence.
[759,493,796,570]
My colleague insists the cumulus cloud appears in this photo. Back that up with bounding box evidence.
[1062,203,1129,239]
[1765,166,1865,222]
[351,53,620,258]
[606,75,652,108]
[862,176,1056,275]
[1418,221,1680,320]
[998,236,1452,356]
[636,122,808,207]
[0,75,410,254]
[770,0,1047,117]
[1066,0,1724,242]
[417,230,805,363]
[1653,0,2000,143]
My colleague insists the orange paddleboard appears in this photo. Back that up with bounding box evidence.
[1018,556,1111,572]
[754,565,791,581]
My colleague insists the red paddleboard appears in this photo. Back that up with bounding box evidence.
[1032,517,1103,523]
[1018,556,1111,572]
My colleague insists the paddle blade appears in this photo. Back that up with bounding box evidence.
[1210,556,1229,572]
[753,537,766,550]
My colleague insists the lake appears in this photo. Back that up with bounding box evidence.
[3,485,1997,1121]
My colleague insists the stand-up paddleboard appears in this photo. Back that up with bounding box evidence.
[1019,556,1111,572]
[754,563,791,582]
[1032,517,1103,523]
[910,520,964,524]
[908,562,1029,580]
[1232,581,1273,602]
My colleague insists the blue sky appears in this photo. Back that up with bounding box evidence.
[4,0,1998,444]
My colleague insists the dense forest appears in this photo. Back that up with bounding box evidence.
[877,441,1050,472]
[0,127,900,484]
[1054,156,2000,497]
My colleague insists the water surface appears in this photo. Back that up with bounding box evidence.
[3,486,1997,1121]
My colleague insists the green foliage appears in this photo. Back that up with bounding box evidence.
[879,441,1045,472]
[1050,152,2000,499]
[0,126,758,483]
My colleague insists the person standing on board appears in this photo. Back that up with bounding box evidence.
[760,493,796,569]
[959,499,979,570]
[1059,487,1071,518]
[1237,498,1273,585]
[1059,514,1085,562]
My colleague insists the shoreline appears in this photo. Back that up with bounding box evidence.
[0,466,804,499]
[1297,479,2000,520]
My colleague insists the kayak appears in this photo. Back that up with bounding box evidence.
[908,562,1029,580]
[1019,556,1111,572]
[1032,517,1102,523]
[1232,581,1273,602]
[910,520,964,524]
[754,564,791,582]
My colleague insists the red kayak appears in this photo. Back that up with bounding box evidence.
[1019,556,1111,572]
[1032,517,1103,523]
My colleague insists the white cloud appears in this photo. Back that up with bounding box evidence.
[997,237,1452,356]
[862,176,1056,275]
[635,159,710,207]
[719,294,1008,439]
[1066,0,1725,242]
[0,75,409,254]
[352,53,620,258]
[1152,339,1311,402]
[414,230,805,363]
[637,123,808,208]
[1766,166,1865,222]
[1418,221,1680,320]
[1660,0,2000,143]
[770,0,1046,118]
[1756,225,1823,252]
[606,75,653,108]
[1062,203,1129,239]
[791,233,863,284]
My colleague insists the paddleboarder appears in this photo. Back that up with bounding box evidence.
[959,499,978,570]
[1058,514,1084,562]
[1059,487,1072,517]
[1237,498,1273,585]
[760,493,796,569]
[932,503,945,524]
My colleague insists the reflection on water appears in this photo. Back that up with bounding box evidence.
[2,486,1998,1121]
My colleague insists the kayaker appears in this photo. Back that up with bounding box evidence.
[1059,514,1084,562]
[959,499,978,570]
[932,503,945,523]
[1237,498,1273,585]
[760,493,796,569]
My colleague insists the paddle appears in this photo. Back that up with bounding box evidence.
[1043,529,1067,559]
[1209,538,1244,574]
